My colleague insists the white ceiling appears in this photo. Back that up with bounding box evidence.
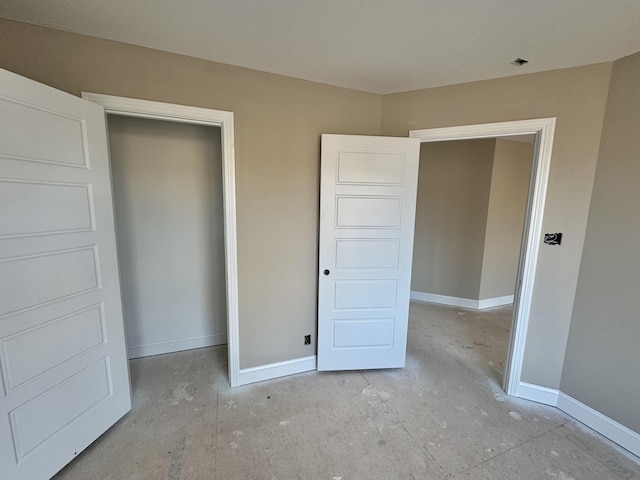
[2,0,640,94]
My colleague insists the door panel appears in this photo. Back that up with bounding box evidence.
[334,239,399,269]
[335,195,402,227]
[317,134,420,371]
[0,69,131,480]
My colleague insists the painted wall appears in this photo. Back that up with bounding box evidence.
[0,19,382,369]
[108,116,227,357]
[0,19,619,391]
[382,64,612,389]
[561,51,640,433]
[479,138,533,300]
[411,139,495,299]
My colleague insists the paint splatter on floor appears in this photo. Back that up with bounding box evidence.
[362,385,391,400]
[166,383,195,405]
[546,467,577,480]
[492,391,506,402]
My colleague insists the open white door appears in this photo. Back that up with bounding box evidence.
[0,69,131,480]
[317,134,420,371]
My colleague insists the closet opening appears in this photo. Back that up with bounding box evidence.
[83,92,242,388]
[107,115,228,361]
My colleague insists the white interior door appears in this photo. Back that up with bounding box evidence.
[317,134,420,371]
[0,69,131,480]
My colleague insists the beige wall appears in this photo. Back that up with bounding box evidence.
[561,51,640,433]
[108,116,226,356]
[411,139,495,299]
[0,19,622,392]
[479,139,533,300]
[382,64,612,388]
[0,19,382,369]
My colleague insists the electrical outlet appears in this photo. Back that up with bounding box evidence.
[304,335,311,345]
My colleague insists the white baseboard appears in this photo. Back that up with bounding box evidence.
[238,355,317,386]
[513,381,640,458]
[557,392,640,458]
[128,333,227,359]
[478,295,515,309]
[514,381,559,406]
[410,291,514,310]
[411,291,478,308]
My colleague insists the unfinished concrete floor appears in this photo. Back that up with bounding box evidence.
[54,302,640,479]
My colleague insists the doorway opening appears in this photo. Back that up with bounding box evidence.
[409,118,556,396]
[410,134,535,387]
[81,93,241,387]
[107,115,227,359]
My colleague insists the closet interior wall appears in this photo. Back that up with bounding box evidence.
[107,115,227,358]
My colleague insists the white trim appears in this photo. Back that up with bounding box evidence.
[411,291,478,309]
[513,382,640,458]
[410,118,556,397]
[478,295,514,309]
[411,291,513,310]
[514,381,559,406]
[128,334,227,359]
[557,392,640,458]
[237,355,317,386]
[81,94,231,126]
[81,93,241,387]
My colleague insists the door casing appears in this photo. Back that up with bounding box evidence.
[409,118,556,397]
[82,93,242,387]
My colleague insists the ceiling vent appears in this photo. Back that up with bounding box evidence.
[512,57,529,66]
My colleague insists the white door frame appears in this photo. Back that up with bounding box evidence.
[81,93,241,387]
[409,118,556,396]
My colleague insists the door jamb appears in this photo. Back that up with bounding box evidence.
[81,93,241,387]
[409,118,556,396]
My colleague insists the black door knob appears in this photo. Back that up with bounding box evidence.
[323,269,330,276]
